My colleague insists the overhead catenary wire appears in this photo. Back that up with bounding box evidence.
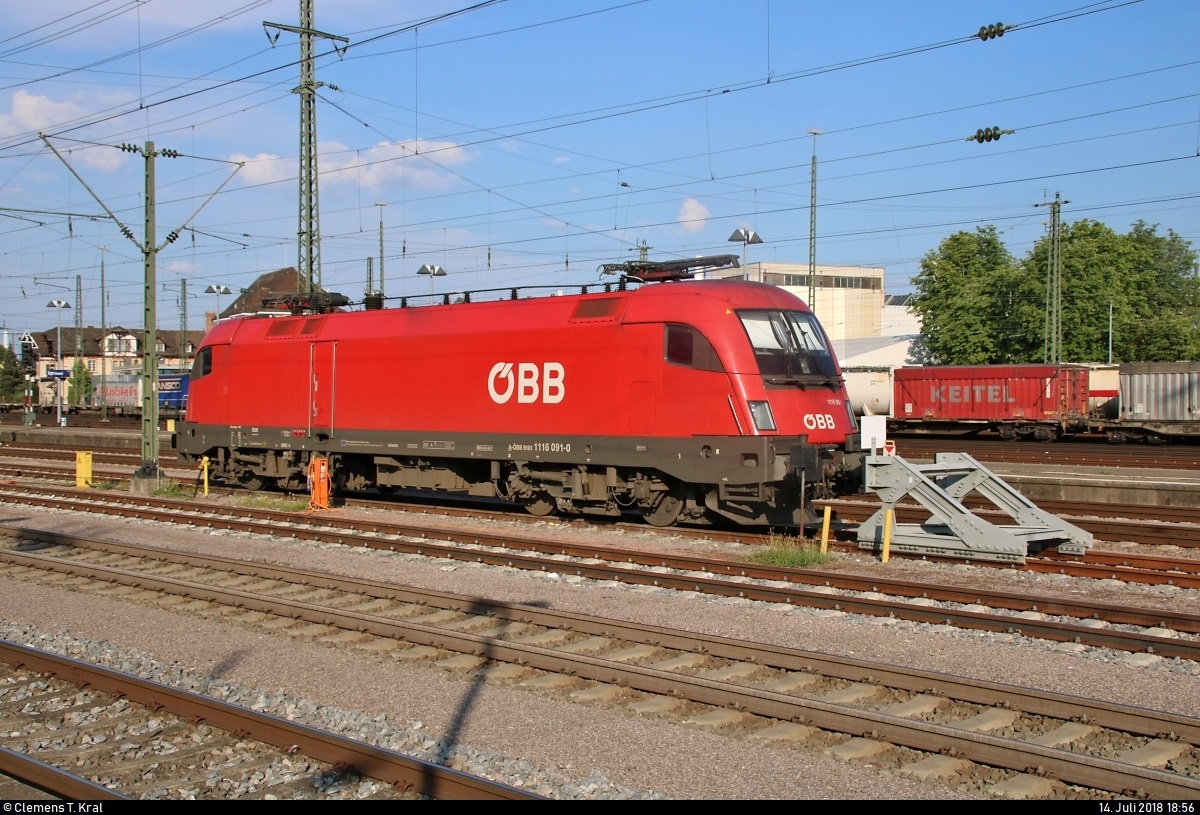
[0,0,1187,324]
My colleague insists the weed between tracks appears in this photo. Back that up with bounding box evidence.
[745,530,830,568]
[151,482,188,499]
[237,494,309,512]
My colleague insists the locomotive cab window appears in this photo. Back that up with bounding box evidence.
[738,310,838,383]
[191,346,212,379]
[665,324,724,372]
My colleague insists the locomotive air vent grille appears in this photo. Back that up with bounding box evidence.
[266,319,299,337]
[570,297,623,322]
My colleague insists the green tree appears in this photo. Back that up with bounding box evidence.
[912,219,1200,365]
[67,359,92,407]
[1022,219,1200,363]
[908,226,1016,364]
[0,344,24,403]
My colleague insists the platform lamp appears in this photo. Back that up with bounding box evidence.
[46,299,71,427]
[205,284,231,322]
[417,264,446,297]
[728,229,763,281]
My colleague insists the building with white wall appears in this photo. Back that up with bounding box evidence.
[712,261,885,342]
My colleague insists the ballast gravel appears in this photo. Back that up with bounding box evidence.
[0,498,1198,800]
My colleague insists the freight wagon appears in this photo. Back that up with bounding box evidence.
[891,364,1091,441]
[95,372,188,417]
[864,364,1092,441]
[1093,361,1200,443]
[843,362,1198,443]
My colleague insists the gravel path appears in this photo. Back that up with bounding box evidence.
[1,499,1198,799]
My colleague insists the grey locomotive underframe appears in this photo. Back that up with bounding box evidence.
[174,423,862,526]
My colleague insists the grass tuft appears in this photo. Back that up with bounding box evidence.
[237,494,309,512]
[746,530,830,569]
[150,482,188,499]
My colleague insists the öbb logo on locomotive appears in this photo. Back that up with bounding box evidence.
[803,413,838,431]
[488,362,565,404]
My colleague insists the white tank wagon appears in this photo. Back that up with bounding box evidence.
[842,367,892,416]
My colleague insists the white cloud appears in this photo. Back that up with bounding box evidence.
[226,152,292,186]
[163,260,203,275]
[228,138,474,192]
[325,139,474,193]
[678,198,708,233]
[0,90,126,170]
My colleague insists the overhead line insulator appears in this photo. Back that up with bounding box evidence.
[967,126,1014,144]
[978,22,1007,41]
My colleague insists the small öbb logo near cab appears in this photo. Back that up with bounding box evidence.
[488,362,565,404]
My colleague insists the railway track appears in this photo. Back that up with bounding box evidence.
[0,527,1196,799]
[0,456,1197,553]
[0,487,1198,661]
[7,431,1200,471]
[0,641,538,800]
[894,437,1200,470]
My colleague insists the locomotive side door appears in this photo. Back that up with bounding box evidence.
[308,341,337,438]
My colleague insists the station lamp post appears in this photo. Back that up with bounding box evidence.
[728,229,763,279]
[46,299,71,427]
[417,264,446,297]
[204,284,232,319]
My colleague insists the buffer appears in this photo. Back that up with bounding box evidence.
[855,451,1093,564]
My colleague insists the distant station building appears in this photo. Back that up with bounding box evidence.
[709,261,919,367]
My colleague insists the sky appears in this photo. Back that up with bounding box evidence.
[0,0,1198,340]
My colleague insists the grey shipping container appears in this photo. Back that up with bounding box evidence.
[1120,362,1200,421]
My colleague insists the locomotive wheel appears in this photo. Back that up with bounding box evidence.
[522,492,556,517]
[240,474,266,491]
[640,485,684,527]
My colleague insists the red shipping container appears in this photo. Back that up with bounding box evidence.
[891,364,1090,439]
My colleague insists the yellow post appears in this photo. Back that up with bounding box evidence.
[819,504,832,554]
[200,456,209,497]
[75,451,92,489]
[881,506,895,563]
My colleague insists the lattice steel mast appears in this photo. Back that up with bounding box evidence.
[1036,192,1069,364]
[264,2,348,297]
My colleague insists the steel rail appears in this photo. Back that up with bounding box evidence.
[0,545,1195,799]
[8,484,1200,594]
[3,492,1200,657]
[14,515,1200,635]
[5,528,1197,739]
[0,641,541,801]
[0,744,130,800]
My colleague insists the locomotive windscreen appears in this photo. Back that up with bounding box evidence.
[738,310,839,383]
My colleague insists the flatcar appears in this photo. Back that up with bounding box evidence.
[172,256,865,527]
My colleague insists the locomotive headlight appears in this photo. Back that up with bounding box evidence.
[747,400,777,431]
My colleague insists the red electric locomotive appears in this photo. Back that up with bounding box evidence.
[172,256,864,527]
